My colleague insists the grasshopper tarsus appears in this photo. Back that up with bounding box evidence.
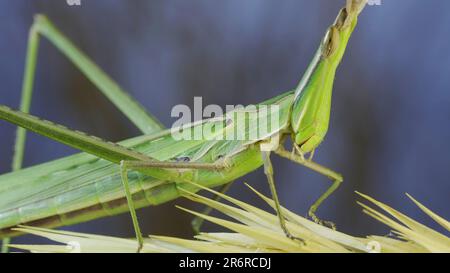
[308,210,337,230]
[282,227,306,246]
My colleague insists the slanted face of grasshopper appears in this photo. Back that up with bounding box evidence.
[292,7,358,153]
[0,1,367,252]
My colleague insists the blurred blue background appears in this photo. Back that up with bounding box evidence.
[0,0,449,245]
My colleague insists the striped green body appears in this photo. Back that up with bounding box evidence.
[0,92,294,237]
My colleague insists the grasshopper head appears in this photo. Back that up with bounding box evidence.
[290,1,366,153]
[321,4,362,64]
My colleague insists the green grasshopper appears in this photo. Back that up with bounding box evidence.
[0,0,367,252]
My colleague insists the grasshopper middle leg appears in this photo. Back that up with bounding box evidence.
[261,151,305,244]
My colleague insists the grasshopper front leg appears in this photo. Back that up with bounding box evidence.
[275,146,343,229]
